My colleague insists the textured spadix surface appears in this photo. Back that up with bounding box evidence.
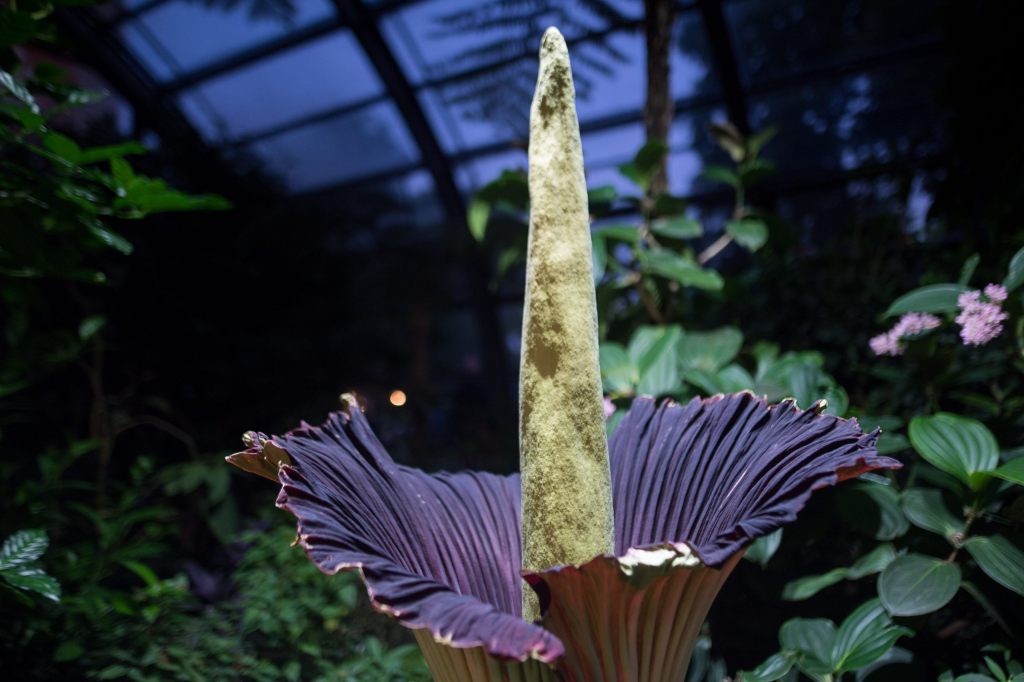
[519,26,614,622]
[227,393,898,680]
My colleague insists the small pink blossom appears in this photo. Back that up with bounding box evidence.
[956,284,1008,346]
[869,312,942,356]
[604,397,616,419]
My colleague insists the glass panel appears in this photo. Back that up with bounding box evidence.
[381,0,634,86]
[724,0,942,87]
[747,63,945,177]
[245,101,419,193]
[455,149,528,195]
[123,0,335,81]
[177,31,382,143]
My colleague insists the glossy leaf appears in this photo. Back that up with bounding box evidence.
[780,618,835,672]
[650,216,702,240]
[783,568,848,601]
[0,529,48,570]
[678,326,743,373]
[1003,245,1024,293]
[902,488,965,539]
[878,554,961,616]
[909,413,999,488]
[599,342,635,394]
[990,457,1024,486]
[744,652,796,682]
[831,599,912,674]
[726,218,768,252]
[0,566,60,602]
[846,543,898,579]
[745,528,783,568]
[884,283,966,317]
[964,536,1024,597]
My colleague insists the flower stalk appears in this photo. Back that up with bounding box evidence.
[519,27,615,621]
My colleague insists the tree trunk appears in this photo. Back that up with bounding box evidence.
[644,0,676,197]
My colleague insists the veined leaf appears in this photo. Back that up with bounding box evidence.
[0,529,48,570]
[627,325,683,397]
[878,554,961,616]
[884,283,966,317]
[0,566,60,602]
[990,457,1024,486]
[964,536,1024,597]
[743,652,797,682]
[780,618,835,674]
[846,543,898,579]
[831,598,912,674]
[909,413,999,489]
[678,326,743,373]
[782,568,849,601]
[901,488,966,539]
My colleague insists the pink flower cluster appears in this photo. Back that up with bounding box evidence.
[869,312,942,356]
[956,283,1008,346]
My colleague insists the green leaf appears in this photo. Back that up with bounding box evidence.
[831,599,912,674]
[878,554,961,616]
[0,67,38,113]
[678,326,743,373]
[708,121,746,162]
[0,529,48,570]
[884,283,966,317]
[641,249,723,290]
[843,481,909,541]
[782,568,849,601]
[958,253,980,286]
[990,457,1024,486]
[909,413,999,488]
[0,566,60,601]
[964,536,1024,597]
[745,528,783,567]
[110,156,135,186]
[1003,246,1024,293]
[618,162,647,191]
[591,232,608,281]
[599,342,636,394]
[726,218,768,252]
[633,138,669,175]
[53,641,85,662]
[701,164,740,187]
[87,223,133,255]
[43,131,82,164]
[846,543,898,579]
[650,216,702,240]
[78,315,107,341]
[628,325,683,397]
[743,652,796,682]
[587,185,617,207]
[901,488,966,539]
[78,142,147,165]
[652,192,687,216]
[467,198,489,242]
[593,224,640,243]
[780,618,835,673]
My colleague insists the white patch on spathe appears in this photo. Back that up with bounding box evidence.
[617,544,702,577]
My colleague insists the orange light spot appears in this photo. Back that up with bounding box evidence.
[389,390,407,407]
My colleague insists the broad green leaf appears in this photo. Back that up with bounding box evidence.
[678,326,743,373]
[901,488,965,539]
[878,554,961,616]
[1003,246,1024,293]
[587,185,617,206]
[964,536,1024,596]
[745,528,783,567]
[846,543,898,579]
[782,567,849,601]
[634,138,669,175]
[593,224,640,243]
[990,457,1024,486]
[0,67,38,113]
[650,216,702,240]
[642,249,723,290]
[78,315,107,341]
[78,142,147,164]
[599,342,636,394]
[120,559,159,587]
[726,218,768,252]
[467,198,489,241]
[842,481,909,541]
[628,325,683,397]
[0,566,60,601]
[909,413,999,488]
[687,363,755,395]
[958,253,980,286]
[780,618,835,672]
[743,652,796,682]
[0,530,48,570]
[884,283,966,317]
[701,164,740,187]
[831,598,912,674]
[43,131,82,164]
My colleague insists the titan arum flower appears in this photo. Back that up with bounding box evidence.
[227,28,899,682]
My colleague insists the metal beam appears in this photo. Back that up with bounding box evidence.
[696,0,750,133]
[329,0,512,413]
